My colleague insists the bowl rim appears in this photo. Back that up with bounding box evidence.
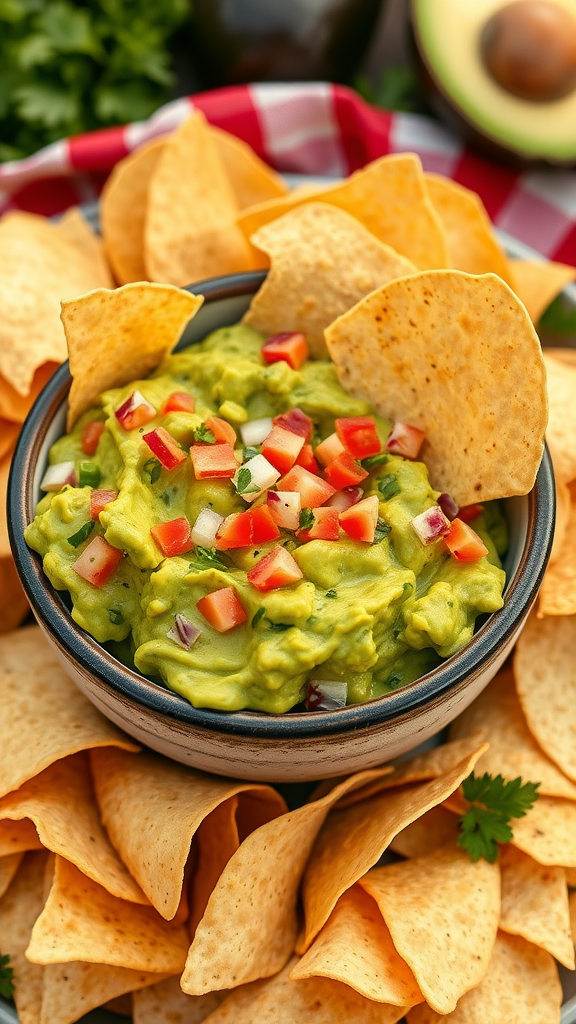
[8,271,556,740]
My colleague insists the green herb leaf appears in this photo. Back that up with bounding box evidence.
[362,452,389,469]
[243,445,261,461]
[67,520,94,548]
[457,772,540,863]
[107,608,124,626]
[0,954,14,1000]
[193,423,217,445]
[325,589,338,599]
[355,66,424,113]
[142,458,161,485]
[268,622,291,632]
[78,461,101,488]
[235,467,259,496]
[188,547,228,572]
[539,294,576,334]
[251,607,266,628]
[373,517,391,543]
[299,508,315,531]
[378,474,401,501]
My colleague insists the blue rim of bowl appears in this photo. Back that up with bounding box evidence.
[9,271,556,740]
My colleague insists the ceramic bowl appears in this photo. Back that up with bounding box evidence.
[9,272,555,782]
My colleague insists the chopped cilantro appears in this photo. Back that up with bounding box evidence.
[67,521,94,548]
[108,608,124,626]
[373,517,391,543]
[362,452,389,469]
[251,607,266,628]
[299,508,315,531]
[325,589,338,599]
[142,458,161,485]
[235,467,259,496]
[243,445,261,461]
[457,772,540,864]
[0,954,14,1000]
[378,474,401,501]
[188,547,228,571]
[193,423,217,444]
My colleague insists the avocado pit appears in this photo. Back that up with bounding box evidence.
[481,0,576,101]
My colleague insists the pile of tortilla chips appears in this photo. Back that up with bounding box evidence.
[0,625,574,1024]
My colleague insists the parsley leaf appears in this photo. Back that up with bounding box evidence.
[378,474,401,501]
[457,772,540,864]
[67,520,94,548]
[193,424,216,445]
[299,508,315,531]
[251,607,266,628]
[188,547,228,572]
[373,517,391,543]
[243,445,261,461]
[235,467,259,496]
[0,954,14,1000]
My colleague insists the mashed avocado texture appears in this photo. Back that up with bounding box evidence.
[25,325,506,714]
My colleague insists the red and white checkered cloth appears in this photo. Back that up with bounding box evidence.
[1,82,575,265]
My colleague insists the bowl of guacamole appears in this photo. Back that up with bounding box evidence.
[9,272,555,782]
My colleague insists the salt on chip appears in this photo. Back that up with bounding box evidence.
[290,885,422,1007]
[211,125,288,209]
[390,806,460,859]
[0,362,57,424]
[0,556,29,634]
[0,626,138,800]
[41,962,166,1024]
[325,270,547,506]
[538,488,576,616]
[499,845,573,968]
[145,110,255,286]
[101,138,165,285]
[425,173,513,284]
[243,202,416,357]
[0,851,47,1024]
[0,819,43,857]
[542,353,576,484]
[238,153,448,269]
[133,977,228,1024]
[0,853,23,899]
[515,613,576,781]
[511,259,576,324]
[63,282,203,428]
[406,931,562,1024]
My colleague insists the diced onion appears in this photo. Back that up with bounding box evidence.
[240,418,273,446]
[234,454,280,503]
[306,679,348,711]
[326,486,364,512]
[411,506,451,545]
[191,508,225,547]
[40,461,77,492]
[167,614,201,650]
[438,492,459,521]
[267,490,301,530]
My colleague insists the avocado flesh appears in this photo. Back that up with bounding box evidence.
[413,0,576,163]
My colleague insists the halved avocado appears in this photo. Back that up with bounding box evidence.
[412,0,576,165]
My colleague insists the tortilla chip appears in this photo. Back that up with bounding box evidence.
[508,796,576,866]
[547,465,570,567]
[0,421,18,460]
[538,490,576,615]
[567,867,576,888]
[133,976,227,1024]
[90,747,285,920]
[0,556,29,634]
[360,845,499,1014]
[0,454,11,559]
[0,851,47,1024]
[145,110,255,286]
[101,138,166,285]
[41,963,165,1024]
[542,353,576,484]
[425,174,513,284]
[55,207,113,289]
[0,363,58,424]
[63,282,203,428]
[515,614,576,782]
[291,885,422,1006]
[189,796,239,937]
[0,819,43,857]
[325,271,547,506]
[0,852,23,899]
[499,845,573,968]
[511,259,576,324]
[390,806,460,859]
[571,888,576,931]
[201,956,408,1024]
[449,667,576,799]
[181,765,395,995]
[0,625,138,799]
[0,752,146,903]
[242,202,416,357]
[298,739,487,954]
[0,212,113,396]
[211,126,288,209]
[405,931,562,1024]
[27,855,189,972]
[545,346,576,367]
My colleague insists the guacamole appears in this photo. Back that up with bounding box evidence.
[25,325,506,714]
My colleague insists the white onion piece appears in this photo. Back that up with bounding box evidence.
[191,508,225,547]
[267,490,301,530]
[240,417,273,446]
[234,454,280,503]
[167,614,201,650]
[411,506,450,545]
[40,461,77,492]
[115,389,155,424]
[438,492,459,521]
[306,679,348,711]
[326,486,364,512]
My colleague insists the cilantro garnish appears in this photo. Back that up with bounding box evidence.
[235,467,259,496]
[188,547,228,572]
[0,954,14,999]
[251,607,266,628]
[362,452,389,469]
[378,474,401,501]
[373,517,391,543]
[325,589,338,599]
[67,521,94,548]
[457,772,540,864]
[108,608,124,626]
[193,424,216,444]
[299,508,315,531]
[142,458,161,485]
[243,445,261,461]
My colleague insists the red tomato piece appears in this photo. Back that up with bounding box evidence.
[74,536,123,587]
[458,503,485,524]
[261,425,305,475]
[143,427,187,471]
[296,443,319,475]
[261,332,309,370]
[162,391,195,414]
[339,495,380,543]
[279,465,336,508]
[81,420,105,456]
[324,453,369,490]
[335,416,381,459]
[315,432,345,467]
[247,546,304,592]
[205,415,237,446]
[273,407,313,441]
[197,588,247,632]
[115,391,156,431]
[191,443,237,480]
[385,422,425,459]
[215,511,254,550]
[250,505,281,544]
[90,489,118,520]
[297,507,340,542]
[444,519,489,562]
[151,517,193,558]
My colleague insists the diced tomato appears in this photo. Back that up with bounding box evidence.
[273,407,313,441]
[279,465,336,508]
[90,489,117,520]
[315,432,346,467]
[215,511,254,550]
[458,503,485,524]
[385,422,425,459]
[197,588,247,632]
[162,391,195,414]
[151,517,193,558]
[81,420,105,456]
[205,416,237,446]
[74,536,123,587]
[261,425,305,475]
[444,519,489,562]
[326,487,364,512]
[247,546,303,592]
[250,505,281,544]
[191,443,237,480]
[324,453,369,490]
[339,495,380,543]
[296,443,319,475]
[143,427,187,471]
[262,332,309,370]
[297,507,340,542]
[115,391,156,431]
[335,416,381,459]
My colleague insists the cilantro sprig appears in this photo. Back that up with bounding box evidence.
[235,467,259,496]
[193,424,216,445]
[188,547,228,572]
[0,954,14,1000]
[299,508,315,531]
[457,772,540,864]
